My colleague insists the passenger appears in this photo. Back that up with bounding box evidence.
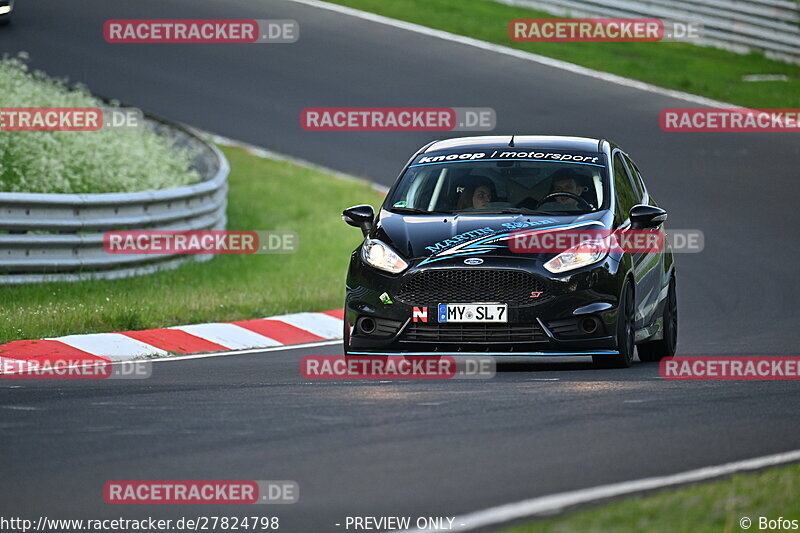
[456,176,495,210]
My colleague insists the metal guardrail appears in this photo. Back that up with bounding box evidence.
[0,117,229,284]
[498,0,800,64]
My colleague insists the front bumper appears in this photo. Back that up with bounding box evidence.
[345,253,623,355]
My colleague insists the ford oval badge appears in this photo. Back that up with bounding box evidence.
[464,258,484,265]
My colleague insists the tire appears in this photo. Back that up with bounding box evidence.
[638,277,677,362]
[594,280,635,368]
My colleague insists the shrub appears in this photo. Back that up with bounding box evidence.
[0,53,200,193]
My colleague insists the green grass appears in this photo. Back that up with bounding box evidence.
[0,146,384,343]
[327,0,799,108]
[503,462,800,533]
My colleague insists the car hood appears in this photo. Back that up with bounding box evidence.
[374,209,612,263]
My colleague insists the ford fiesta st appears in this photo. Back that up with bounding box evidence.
[342,136,677,368]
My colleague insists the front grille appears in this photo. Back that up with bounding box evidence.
[396,269,547,306]
[402,322,546,343]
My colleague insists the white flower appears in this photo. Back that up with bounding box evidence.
[0,54,200,194]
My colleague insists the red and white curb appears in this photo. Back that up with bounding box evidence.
[0,309,343,372]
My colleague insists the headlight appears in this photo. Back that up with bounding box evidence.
[361,239,408,274]
[544,241,607,274]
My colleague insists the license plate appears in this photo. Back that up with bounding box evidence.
[438,304,508,323]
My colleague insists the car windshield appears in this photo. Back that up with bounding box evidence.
[387,149,608,215]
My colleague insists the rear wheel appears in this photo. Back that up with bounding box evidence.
[594,281,635,368]
[638,277,677,362]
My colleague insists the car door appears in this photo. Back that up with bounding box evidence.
[612,150,655,331]
[623,153,669,331]
[620,152,663,331]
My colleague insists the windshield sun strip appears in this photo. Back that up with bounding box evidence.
[408,158,606,168]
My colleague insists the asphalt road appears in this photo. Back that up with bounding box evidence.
[3,349,800,531]
[2,0,800,530]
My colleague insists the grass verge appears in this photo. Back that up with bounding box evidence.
[0,146,383,343]
[326,0,799,108]
[503,462,800,533]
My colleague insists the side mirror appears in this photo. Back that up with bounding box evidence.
[342,204,375,236]
[629,204,667,229]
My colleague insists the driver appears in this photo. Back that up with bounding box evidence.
[548,168,589,207]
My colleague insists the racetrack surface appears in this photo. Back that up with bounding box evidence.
[3,348,800,531]
[2,0,800,530]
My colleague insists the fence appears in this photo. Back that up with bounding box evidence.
[0,117,229,284]
[498,0,800,64]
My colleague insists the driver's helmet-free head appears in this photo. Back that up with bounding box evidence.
[455,175,497,210]
[549,168,590,195]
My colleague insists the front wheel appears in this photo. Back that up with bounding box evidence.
[638,277,677,362]
[594,281,635,368]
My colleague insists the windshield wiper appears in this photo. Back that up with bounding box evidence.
[491,208,552,215]
[389,207,446,215]
[534,209,590,215]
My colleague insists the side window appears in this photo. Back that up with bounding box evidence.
[623,154,646,200]
[613,152,638,222]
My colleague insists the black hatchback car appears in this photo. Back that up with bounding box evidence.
[342,136,676,367]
